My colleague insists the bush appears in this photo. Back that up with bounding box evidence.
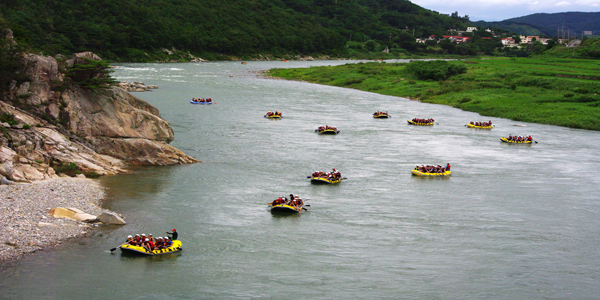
[405,60,467,81]
[65,58,117,90]
[0,113,18,125]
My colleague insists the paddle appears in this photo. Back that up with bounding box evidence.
[110,247,117,252]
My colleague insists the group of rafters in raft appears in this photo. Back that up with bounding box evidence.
[373,111,390,118]
[315,125,339,134]
[500,135,535,144]
[412,164,452,177]
[114,229,181,256]
[264,111,282,118]
[308,168,343,184]
[269,194,307,213]
[190,98,213,104]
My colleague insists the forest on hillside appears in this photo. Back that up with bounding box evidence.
[0,0,470,60]
[475,12,600,38]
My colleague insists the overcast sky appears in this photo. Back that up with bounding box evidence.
[409,0,600,21]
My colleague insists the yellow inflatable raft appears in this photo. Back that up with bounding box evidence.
[316,128,339,134]
[407,120,434,126]
[119,240,182,256]
[411,169,451,177]
[467,123,493,129]
[373,113,389,119]
[310,177,342,184]
[500,137,532,144]
[271,204,304,213]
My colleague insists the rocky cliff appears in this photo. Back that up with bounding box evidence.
[0,51,198,183]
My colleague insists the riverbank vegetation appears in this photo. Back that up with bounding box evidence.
[268,57,600,131]
[1,0,470,61]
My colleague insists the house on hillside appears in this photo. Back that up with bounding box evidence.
[443,35,470,43]
[466,27,478,32]
[501,37,515,45]
[501,37,519,47]
[519,35,540,44]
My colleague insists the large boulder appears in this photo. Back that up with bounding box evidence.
[49,207,97,223]
[97,212,126,225]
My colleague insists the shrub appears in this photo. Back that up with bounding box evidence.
[0,113,18,125]
[405,60,467,81]
[65,58,118,90]
[53,162,79,176]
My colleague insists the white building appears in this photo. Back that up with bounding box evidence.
[466,27,478,32]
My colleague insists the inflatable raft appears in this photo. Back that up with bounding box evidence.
[264,114,282,119]
[467,123,493,129]
[310,177,342,184]
[407,120,434,126]
[119,240,182,256]
[190,100,212,104]
[373,113,389,119]
[411,169,451,177]
[500,137,532,144]
[315,128,339,134]
[271,204,303,213]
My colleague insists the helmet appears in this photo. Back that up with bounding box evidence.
[149,234,152,236]
[135,234,140,237]
[127,235,132,238]
[141,234,145,236]
[172,229,176,232]
[145,238,149,241]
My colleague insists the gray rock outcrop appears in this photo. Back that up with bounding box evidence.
[0,51,199,182]
[118,81,158,92]
[97,212,126,225]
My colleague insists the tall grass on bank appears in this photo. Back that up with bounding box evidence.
[267,58,600,131]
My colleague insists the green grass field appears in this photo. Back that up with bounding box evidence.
[268,57,600,130]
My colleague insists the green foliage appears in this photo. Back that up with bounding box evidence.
[0,112,17,125]
[0,16,27,98]
[268,57,600,131]
[53,162,79,176]
[65,58,117,89]
[52,161,98,178]
[0,0,473,60]
[405,60,467,81]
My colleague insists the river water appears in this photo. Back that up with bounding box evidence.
[1,60,600,299]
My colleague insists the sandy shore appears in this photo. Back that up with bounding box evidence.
[0,178,115,262]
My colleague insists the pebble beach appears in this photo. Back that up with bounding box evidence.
[0,178,114,262]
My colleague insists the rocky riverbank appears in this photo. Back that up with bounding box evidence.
[118,81,158,92]
[0,178,115,262]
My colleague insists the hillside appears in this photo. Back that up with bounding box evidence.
[0,0,469,61]
[475,12,600,37]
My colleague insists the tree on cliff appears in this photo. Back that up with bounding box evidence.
[65,56,118,90]
[0,17,26,99]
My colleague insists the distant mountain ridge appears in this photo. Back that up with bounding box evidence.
[474,12,600,37]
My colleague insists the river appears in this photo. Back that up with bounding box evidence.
[1,60,600,299]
